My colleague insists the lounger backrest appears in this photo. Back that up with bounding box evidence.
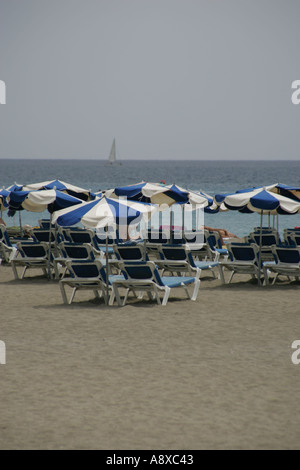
[66,260,103,279]
[59,242,95,260]
[17,241,49,259]
[122,260,181,287]
[115,244,148,261]
[204,230,222,249]
[227,243,258,262]
[120,260,158,281]
[159,244,197,268]
[68,229,94,244]
[249,233,279,246]
[273,246,300,264]
[159,245,187,261]
[32,229,55,243]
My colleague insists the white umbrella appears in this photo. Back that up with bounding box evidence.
[8,189,84,278]
[214,186,300,284]
[52,196,157,303]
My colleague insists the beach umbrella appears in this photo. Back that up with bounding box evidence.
[7,189,84,215]
[164,185,212,238]
[20,179,95,201]
[0,188,9,212]
[2,183,24,230]
[215,185,300,215]
[105,181,188,242]
[7,189,84,278]
[106,181,190,205]
[214,186,300,284]
[106,181,211,240]
[52,196,157,303]
[271,184,300,203]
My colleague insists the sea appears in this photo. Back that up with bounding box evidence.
[1,159,300,238]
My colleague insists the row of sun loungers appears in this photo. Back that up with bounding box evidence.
[1,223,300,307]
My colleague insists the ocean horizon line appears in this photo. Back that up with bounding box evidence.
[0,157,299,162]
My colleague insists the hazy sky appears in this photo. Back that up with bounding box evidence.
[0,0,299,160]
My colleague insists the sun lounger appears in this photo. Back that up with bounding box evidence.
[218,242,262,284]
[114,242,149,262]
[155,244,219,278]
[54,241,104,279]
[11,241,53,279]
[263,245,300,285]
[60,259,124,305]
[204,230,229,260]
[31,228,56,243]
[112,260,201,306]
[248,232,281,261]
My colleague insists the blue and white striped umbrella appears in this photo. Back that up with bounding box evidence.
[7,189,83,216]
[106,181,190,206]
[20,179,95,201]
[0,188,10,211]
[53,196,157,300]
[52,196,156,229]
[215,186,300,215]
[107,181,210,209]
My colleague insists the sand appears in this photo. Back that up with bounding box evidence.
[0,263,300,450]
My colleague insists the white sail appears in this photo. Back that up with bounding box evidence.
[109,139,116,163]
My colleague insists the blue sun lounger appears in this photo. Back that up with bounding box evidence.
[11,241,52,279]
[156,244,219,278]
[60,259,125,305]
[263,245,300,285]
[218,242,262,284]
[112,260,201,306]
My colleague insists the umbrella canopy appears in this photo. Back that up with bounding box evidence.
[20,179,94,201]
[215,186,300,215]
[52,196,156,229]
[167,184,210,209]
[52,196,157,302]
[7,189,83,216]
[106,181,211,236]
[214,185,300,286]
[272,183,300,202]
[106,181,190,206]
[0,188,9,211]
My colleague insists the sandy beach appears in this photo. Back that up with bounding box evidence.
[0,263,300,450]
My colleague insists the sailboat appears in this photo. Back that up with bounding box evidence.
[108,138,122,165]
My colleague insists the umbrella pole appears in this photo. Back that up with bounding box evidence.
[182,205,185,241]
[47,213,53,280]
[170,207,173,243]
[19,212,23,237]
[105,226,109,305]
[257,211,263,286]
